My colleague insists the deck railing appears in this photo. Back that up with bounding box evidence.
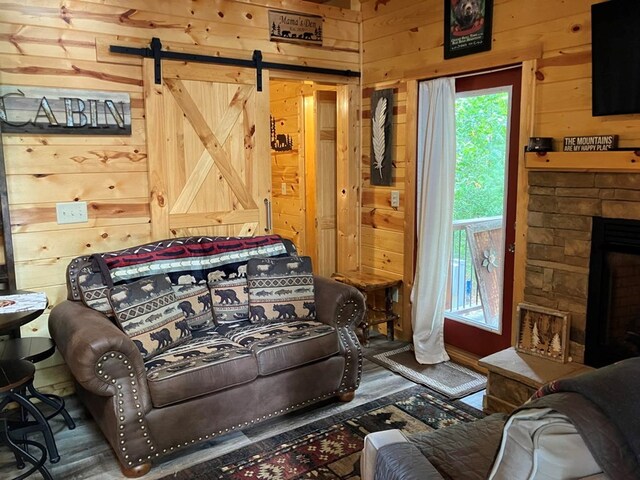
[445,216,502,326]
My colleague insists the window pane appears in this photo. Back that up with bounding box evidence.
[446,89,510,330]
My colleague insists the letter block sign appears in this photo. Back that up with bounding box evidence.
[0,86,131,135]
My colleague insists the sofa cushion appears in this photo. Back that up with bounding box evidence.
[247,256,315,322]
[171,283,215,330]
[77,266,112,315]
[144,334,258,407]
[224,320,338,376]
[108,275,190,359]
[209,277,250,325]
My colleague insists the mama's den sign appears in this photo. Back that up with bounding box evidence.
[0,86,131,135]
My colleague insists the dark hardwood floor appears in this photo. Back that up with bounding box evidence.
[0,335,484,479]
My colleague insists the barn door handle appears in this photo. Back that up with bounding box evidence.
[264,198,272,232]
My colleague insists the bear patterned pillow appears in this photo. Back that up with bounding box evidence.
[209,277,250,325]
[247,256,315,322]
[171,282,215,331]
[108,274,191,359]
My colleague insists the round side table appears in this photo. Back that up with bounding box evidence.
[0,292,76,464]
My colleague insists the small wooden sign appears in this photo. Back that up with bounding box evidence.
[0,86,131,135]
[269,10,323,45]
[563,135,618,152]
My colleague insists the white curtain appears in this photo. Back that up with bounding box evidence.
[411,77,457,364]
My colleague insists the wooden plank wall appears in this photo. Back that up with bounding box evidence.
[270,80,306,251]
[361,0,640,340]
[0,0,359,394]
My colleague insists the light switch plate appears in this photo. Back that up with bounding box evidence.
[56,201,88,224]
[281,182,287,195]
[390,190,400,208]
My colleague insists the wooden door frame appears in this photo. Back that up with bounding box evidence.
[272,73,361,274]
[403,60,536,346]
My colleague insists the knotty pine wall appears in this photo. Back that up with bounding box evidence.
[270,80,306,251]
[0,0,359,394]
[361,0,640,341]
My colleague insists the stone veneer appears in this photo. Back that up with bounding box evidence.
[525,171,640,364]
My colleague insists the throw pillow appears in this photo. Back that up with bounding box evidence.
[171,283,215,331]
[78,266,113,316]
[246,256,315,322]
[209,277,250,325]
[108,275,190,359]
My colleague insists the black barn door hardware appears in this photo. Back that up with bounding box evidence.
[110,37,360,91]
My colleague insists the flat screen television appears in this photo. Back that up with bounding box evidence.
[591,0,640,116]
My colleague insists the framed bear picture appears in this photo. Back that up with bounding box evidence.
[444,0,493,59]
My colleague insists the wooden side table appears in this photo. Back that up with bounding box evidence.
[478,347,594,414]
[331,271,401,345]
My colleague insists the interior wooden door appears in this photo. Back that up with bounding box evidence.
[144,59,271,240]
[315,91,337,277]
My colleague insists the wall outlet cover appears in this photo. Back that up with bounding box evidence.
[56,201,88,224]
[390,190,400,208]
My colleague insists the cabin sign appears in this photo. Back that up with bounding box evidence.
[269,10,323,45]
[0,86,131,135]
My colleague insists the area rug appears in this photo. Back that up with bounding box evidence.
[160,384,484,480]
[368,345,486,399]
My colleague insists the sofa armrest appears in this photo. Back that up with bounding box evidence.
[49,300,150,404]
[313,275,364,393]
[314,275,365,330]
[375,443,445,480]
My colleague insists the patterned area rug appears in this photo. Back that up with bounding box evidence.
[368,345,487,399]
[161,384,484,480]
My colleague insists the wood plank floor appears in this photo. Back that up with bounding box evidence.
[0,335,484,479]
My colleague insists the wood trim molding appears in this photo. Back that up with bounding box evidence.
[512,59,537,346]
[404,44,543,82]
[336,83,360,272]
[401,80,418,339]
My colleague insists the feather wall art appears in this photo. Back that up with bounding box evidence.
[370,89,393,186]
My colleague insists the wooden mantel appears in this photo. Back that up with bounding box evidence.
[525,151,640,172]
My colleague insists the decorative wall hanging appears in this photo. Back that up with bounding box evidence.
[269,10,323,45]
[516,303,570,363]
[466,218,502,328]
[0,86,131,135]
[444,0,493,59]
[370,89,393,186]
[563,135,618,152]
[270,116,293,152]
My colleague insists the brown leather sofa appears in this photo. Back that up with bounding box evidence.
[49,235,365,477]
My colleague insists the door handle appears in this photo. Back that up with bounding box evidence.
[264,198,272,232]
[507,243,515,253]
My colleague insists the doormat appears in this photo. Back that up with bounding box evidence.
[368,345,486,399]
[159,384,484,480]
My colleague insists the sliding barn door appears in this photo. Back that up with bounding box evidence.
[144,60,271,239]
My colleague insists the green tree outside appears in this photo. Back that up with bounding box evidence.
[453,91,509,221]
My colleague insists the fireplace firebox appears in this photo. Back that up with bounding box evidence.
[585,217,640,367]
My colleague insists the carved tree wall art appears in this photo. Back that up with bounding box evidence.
[370,89,393,186]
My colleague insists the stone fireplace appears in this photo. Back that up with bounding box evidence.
[525,171,640,365]
[585,217,640,367]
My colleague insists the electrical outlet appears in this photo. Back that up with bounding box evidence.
[390,190,400,208]
[56,201,88,224]
[281,182,287,195]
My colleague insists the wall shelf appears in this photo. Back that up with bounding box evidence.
[525,150,640,172]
